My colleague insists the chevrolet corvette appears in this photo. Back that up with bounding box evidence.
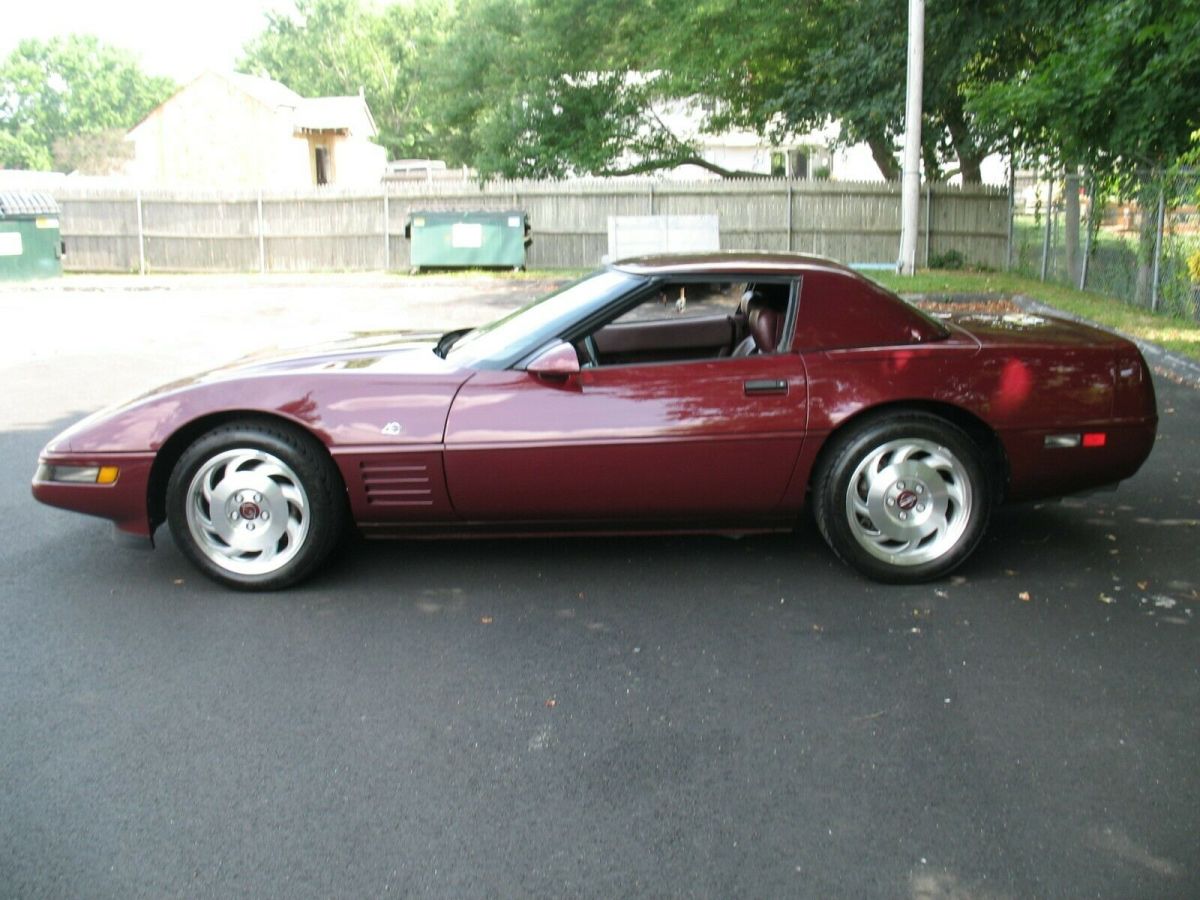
[33,253,1157,589]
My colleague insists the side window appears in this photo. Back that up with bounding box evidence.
[612,281,746,323]
[579,279,793,368]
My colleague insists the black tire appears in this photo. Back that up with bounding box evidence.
[166,420,346,590]
[813,413,991,583]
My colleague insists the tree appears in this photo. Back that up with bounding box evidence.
[52,128,134,175]
[969,0,1200,303]
[240,0,449,160]
[425,0,1041,182]
[0,128,52,170]
[424,0,808,178]
[0,35,174,172]
[648,0,1050,184]
[967,0,1200,177]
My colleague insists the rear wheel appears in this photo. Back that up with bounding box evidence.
[166,421,345,590]
[814,414,991,583]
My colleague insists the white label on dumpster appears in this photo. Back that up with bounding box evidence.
[451,222,483,248]
[35,217,59,230]
[507,216,521,228]
[0,233,23,257]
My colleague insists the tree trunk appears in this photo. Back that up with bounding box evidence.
[956,154,983,185]
[867,135,901,181]
[1133,186,1158,307]
[943,102,984,185]
[1064,167,1081,286]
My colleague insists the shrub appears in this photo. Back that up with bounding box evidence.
[1187,250,1200,284]
[928,249,966,270]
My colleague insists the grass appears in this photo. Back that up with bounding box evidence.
[871,269,1200,362]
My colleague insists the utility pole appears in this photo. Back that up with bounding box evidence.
[898,0,924,275]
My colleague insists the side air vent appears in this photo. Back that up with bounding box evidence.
[359,461,434,507]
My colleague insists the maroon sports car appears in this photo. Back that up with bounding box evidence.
[33,253,1157,589]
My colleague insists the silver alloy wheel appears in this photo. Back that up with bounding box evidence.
[184,448,310,576]
[844,438,973,567]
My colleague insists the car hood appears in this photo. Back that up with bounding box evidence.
[179,332,462,384]
[43,333,477,455]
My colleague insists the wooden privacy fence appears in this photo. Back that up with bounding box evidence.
[56,179,1009,273]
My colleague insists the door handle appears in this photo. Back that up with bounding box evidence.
[744,379,788,396]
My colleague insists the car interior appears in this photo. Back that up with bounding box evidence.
[576,280,792,367]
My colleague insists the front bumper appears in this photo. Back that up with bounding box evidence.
[32,451,156,538]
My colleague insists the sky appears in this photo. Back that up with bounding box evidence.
[0,0,293,82]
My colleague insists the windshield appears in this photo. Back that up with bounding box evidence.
[445,269,642,368]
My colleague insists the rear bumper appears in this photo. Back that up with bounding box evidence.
[1001,417,1158,502]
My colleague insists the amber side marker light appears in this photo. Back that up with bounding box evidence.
[36,464,121,484]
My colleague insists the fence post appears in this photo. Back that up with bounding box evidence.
[1040,176,1054,281]
[383,191,390,271]
[1079,173,1093,291]
[648,183,654,215]
[1150,186,1165,312]
[924,183,932,267]
[786,182,793,252]
[135,190,145,275]
[257,190,266,274]
[1006,161,1015,271]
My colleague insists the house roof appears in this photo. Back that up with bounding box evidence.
[293,96,378,137]
[126,72,379,138]
[225,72,302,111]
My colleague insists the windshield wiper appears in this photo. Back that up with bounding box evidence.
[434,327,472,358]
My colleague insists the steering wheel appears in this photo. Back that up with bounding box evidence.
[579,335,600,368]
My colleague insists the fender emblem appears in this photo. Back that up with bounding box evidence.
[381,422,404,436]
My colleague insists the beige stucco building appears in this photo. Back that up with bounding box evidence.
[125,72,387,188]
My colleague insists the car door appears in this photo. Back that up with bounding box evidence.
[442,340,808,524]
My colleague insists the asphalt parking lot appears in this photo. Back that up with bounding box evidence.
[2,275,1198,898]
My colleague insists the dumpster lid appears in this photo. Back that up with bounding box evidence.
[407,209,526,222]
[0,191,61,218]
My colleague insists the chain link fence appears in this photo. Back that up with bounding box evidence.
[1009,168,1200,320]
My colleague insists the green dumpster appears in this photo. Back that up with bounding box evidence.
[0,192,63,281]
[405,210,531,272]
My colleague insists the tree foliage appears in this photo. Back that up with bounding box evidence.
[229,0,1200,183]
[423,0,1040,182]
[0,129,52,170]
[52,128,135,175]
[424,0,815,178]
[967,0,1200,177]
[240,0,449,159]
[0,35,174,172]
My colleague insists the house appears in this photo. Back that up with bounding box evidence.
[124,72,387,188]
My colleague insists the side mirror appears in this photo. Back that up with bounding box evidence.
[526,341,581,377]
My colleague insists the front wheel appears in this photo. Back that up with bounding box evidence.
[166,421,345,590]
[814,414,991,583]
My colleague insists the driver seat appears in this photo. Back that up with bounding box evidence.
[731,296,783,357]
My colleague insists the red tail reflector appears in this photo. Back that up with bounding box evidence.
[1082,432,1107,448]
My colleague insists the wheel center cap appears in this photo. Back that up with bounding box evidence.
[896,490,919,511]
[239,501,261,520]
